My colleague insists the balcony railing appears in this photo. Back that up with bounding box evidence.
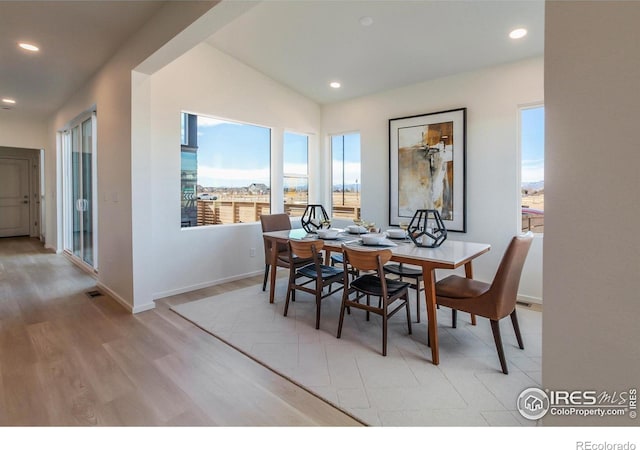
[195,200,360,225]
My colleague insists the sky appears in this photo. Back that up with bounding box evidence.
[189,113,361,190]
[196,117,271,188]
[521,106,545,184]
[332,133,361,188]
[188,110,537,189]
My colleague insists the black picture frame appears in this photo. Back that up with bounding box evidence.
[389,107,466,232]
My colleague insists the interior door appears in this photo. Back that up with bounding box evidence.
[0,158,30,237]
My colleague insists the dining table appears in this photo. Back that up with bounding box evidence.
[261,228,491,365]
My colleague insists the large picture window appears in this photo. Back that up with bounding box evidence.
[331,133,361,220]
[181,113,271,227]
[283,132,308,216]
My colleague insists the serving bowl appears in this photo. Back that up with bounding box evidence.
[361,233,387,245]
[386,228,407,239]
[317,228,341,239]
[346,225,368,234]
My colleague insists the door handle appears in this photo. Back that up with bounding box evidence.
[23,200,29,204]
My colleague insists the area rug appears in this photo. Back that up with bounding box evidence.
[171,279,542,426]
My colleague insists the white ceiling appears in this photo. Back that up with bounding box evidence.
[207,0,544,104]
[0,1,166,118]
[0,0,544,119]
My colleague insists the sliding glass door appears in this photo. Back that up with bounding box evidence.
[62,112,97,270]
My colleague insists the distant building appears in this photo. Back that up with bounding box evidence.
[248,183,269,194]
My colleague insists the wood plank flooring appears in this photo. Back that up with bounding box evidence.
[0,237,362,426]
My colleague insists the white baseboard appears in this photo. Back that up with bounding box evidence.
[96,282,134,313]
[153,270,263,300]
[517,293,542,305]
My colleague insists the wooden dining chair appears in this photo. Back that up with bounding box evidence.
[383,263,424,322]
[260,213,311,291]
[434,232,534,374]
[337,246,412,356]
[284,239,344,330]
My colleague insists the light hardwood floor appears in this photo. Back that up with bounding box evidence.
[0,237,362,426]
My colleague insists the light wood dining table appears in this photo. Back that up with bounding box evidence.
[262,228,490,365]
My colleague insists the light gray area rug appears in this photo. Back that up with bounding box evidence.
[171,280,542,426]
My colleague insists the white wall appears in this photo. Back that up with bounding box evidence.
[43,1,218,311]
[543,1,640,425]
[0,114,47,150]
[322,58,544,301]
[147,43,321,299]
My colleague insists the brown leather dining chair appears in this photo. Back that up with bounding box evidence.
[284,239,344,330]
[337,245,412,356]
[434,232,534,374]
[260,213,311,291]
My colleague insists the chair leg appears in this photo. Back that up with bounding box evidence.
[405,293,412,335]
[490,319,509,374]
[283,269,296,317]
[366,295,370,321]
[284,285,292,317]
[262,264,270,291]
[415,284,421,323]
[470,313,477,325]
[452,309,457,328]
[337,294,347,338]
[315,291,322,330]
[510,310,525,349]
[382,304,388,356]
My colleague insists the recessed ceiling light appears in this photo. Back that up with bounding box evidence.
[359,16,373,27]
[2,98,16,104]
[330,81,341,89]
[509,28,528,39]
[18,42,40,52]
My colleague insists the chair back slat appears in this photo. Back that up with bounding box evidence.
[289,239,324,259]
[343,246,392,272]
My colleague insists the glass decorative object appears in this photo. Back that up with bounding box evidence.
[301,204,331,233]
[407,209,447,248]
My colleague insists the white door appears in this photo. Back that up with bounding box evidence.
[0,158,30,237]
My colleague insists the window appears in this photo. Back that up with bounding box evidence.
[181,112,271,227]
[331,133,361,220]
[520,105,544,233]
[283,132,308,216]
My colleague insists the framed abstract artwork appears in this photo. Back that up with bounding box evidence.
[389,108,466,232]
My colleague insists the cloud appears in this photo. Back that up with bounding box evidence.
[522,159,544,183]
[198,165,269,187]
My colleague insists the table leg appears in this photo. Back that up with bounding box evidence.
[422,265,439,365]
[464,262,477,326]
[268,239,278,304]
